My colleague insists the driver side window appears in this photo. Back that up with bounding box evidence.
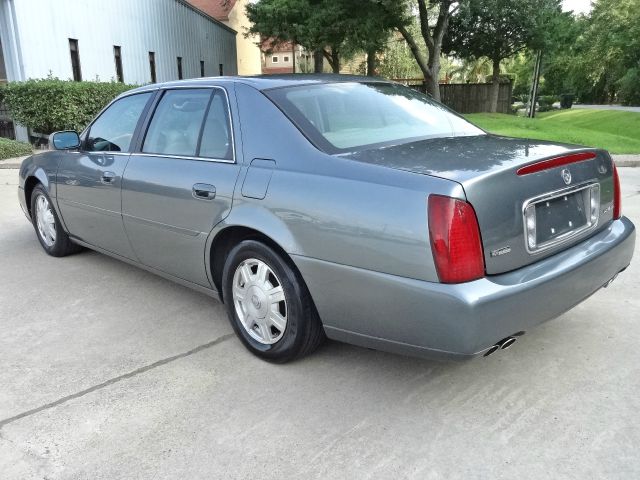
[86,92,152,152]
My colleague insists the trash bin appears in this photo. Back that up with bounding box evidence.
[560,94,574,109]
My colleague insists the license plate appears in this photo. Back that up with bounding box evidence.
[524,183,600,253]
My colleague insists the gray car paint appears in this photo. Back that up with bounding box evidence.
[18,75,636,360]
[344,136,616,274]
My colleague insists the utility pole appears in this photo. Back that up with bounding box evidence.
[528,50,543,118]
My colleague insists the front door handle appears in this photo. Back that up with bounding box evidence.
[192,183,216,200]
[101,171,116,185]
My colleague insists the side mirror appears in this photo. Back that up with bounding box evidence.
[51,131,80,150]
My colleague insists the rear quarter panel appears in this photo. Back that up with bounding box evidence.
[221,82,465,282]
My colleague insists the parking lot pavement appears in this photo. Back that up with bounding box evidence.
[1,167,639,480]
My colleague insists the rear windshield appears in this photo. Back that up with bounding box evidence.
[265,82,485,153]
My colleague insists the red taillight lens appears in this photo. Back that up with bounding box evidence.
[428,195,485,284]
[613,162,621,219]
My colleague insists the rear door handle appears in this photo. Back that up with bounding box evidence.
[101,171,116,185]
[192,183,216,200]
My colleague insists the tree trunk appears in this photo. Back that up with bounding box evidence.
[366,48,377,76]
[427,45,441,101]
[331,49,340,74]
[313,49,324,73]
[489,57,501,113]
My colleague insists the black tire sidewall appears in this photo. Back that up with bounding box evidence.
[222,240,308,362]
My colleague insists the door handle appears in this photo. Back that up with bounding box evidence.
[192,183,216,200]
[101,171,116,185]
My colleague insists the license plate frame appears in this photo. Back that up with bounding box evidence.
[523,182,600,254]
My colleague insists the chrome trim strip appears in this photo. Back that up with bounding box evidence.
[134,153,235,164]
[522,181,601,255]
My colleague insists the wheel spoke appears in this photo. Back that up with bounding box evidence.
[233,287,246,302]
[240,264,252,285]
[267,285,285,304]
[242,313,255,330]
[257,319,272,342]
[268,309,286,331]
[256,262,268,284]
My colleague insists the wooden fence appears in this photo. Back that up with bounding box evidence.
[394,79,513,114]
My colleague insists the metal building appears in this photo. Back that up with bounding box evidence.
[0,0,238,141]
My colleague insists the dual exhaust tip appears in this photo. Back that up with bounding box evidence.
[484,332,524,357]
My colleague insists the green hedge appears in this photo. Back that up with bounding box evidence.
[0,77,137,135]
[0,137,32,160]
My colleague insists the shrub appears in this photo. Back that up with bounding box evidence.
[537,95,558,107]
[0,77,137,135]
[617,68,640,106]
[0,137,32,160]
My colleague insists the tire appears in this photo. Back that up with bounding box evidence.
[30,185,82,257]
[222,240,325,362]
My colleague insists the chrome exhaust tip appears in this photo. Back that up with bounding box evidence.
[499,336,517,350]
[483,344,501,357]
[603,274,618,288]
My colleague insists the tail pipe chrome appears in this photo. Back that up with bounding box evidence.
[484,332,523,357]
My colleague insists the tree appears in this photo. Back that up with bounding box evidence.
[444,0,562,112]
[376,0,460,100]
[246,0,396,75]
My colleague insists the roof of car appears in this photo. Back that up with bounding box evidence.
[125,74,389,96]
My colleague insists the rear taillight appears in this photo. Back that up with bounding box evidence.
[428,195,485,284]
[613,162,621,219]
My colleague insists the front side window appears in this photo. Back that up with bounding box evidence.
[86,92,152,152]
[266,82,485,153]
[143,88,232,160]
[272,56,279,63]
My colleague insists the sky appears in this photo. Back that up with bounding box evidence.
[562,0,593,14]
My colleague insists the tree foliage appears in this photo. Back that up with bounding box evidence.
[246,0,397,74]
[443,0,562,111]
[555,0,640,104]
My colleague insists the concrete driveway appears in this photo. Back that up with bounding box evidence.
[1,167,639,480]
[573,104,640,113]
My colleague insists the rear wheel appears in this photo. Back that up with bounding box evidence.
[222,240,325,362]
[30,185,81,257]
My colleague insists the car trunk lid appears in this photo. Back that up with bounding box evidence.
[343,135,616,275]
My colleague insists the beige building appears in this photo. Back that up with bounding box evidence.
[188,0,262,75]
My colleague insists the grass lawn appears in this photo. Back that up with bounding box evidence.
[465,109,640,154]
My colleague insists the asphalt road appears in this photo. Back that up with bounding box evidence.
[1,167,639,480]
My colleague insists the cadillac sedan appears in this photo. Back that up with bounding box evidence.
[18,75,635,362]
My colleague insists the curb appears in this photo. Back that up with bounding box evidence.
[0,161,22,169]
[612,155,640,168]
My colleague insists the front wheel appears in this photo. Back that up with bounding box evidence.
[222,240,325,362]
[30,185,81,257]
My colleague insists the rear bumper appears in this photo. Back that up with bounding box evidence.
[293,217,635,360]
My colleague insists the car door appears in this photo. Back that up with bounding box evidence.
[122,86,241,288]
[56,91,154,259]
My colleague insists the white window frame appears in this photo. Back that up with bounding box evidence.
[272,56,279,63]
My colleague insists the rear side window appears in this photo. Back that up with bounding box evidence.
[143,88,232,160]
[86,92,152,152]
[199,92,232,160]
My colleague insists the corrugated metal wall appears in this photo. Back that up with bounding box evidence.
[2,0,237,84]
